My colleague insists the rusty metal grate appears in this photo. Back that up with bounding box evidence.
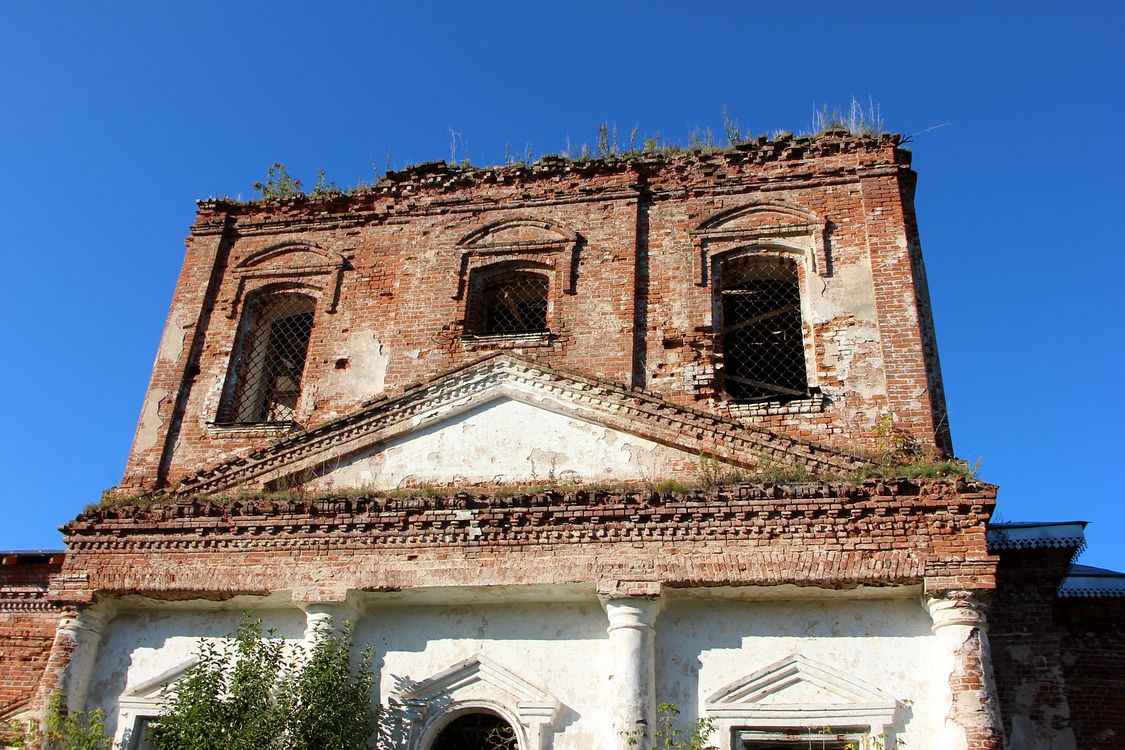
[432,712,517,750]
[220,293,315,422]
[718,256,808,402]
[470,271,549,334]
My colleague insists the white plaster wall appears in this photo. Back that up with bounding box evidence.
[307,396,699,490]
[359,601,612,750]
[656,596,945,747]
[84,593,950,749]
[88,607,306,743]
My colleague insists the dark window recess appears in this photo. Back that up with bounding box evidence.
[470,272,549,334]
[431,712,518,750]
[718,256,808,402]
[743,741,852,749]
[219,294,315,423]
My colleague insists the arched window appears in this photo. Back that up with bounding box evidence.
[218,292,315,423]
[431,711,518,750]
[467,269,549,335]
[716,255,808,402]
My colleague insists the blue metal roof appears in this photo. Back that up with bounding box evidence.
[987,521,1087,551]
[1060,564,1125,598]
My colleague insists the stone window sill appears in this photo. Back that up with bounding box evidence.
[460,331,555,351]
[205,421,299,438]
[725,392,827,418]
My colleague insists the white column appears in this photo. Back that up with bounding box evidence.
[924,591,1004,750]
[601,596,663,750]
[50,602,115,712]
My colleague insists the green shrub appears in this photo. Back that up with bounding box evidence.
[152,616,375,750]
[5,694,112,750]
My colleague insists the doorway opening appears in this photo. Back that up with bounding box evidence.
[431,711,518,750]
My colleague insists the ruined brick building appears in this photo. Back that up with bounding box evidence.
[2,131,1122,749]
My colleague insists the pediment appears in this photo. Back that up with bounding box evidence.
[706,653,897,725]
[691,201,830,279]
[305,395,700,491]
[176,355,869,496]
[396,654,555,707]
[119,656,200,708]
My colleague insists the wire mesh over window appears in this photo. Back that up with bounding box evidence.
[469,270,549,334]
[431,712,518,750]
[219,293,315,423]
[718,255,808,402]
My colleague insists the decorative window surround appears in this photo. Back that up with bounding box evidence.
[113,657,199,749]
[226,241,349,319]
[705,653,900,749]
[453,216,580,301]
[690,200,831,286]
[460,330,555,351]
[392,653,562,750]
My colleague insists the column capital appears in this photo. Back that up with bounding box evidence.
[600,596,663,634]
[295,596,361,639]
[923,590,990,632]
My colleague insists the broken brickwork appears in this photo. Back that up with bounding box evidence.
[118,132,950,493]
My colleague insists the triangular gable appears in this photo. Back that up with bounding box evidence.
[304,395,702,491]
[396,653,553,706]
[177,354,870,496]
[706,653,897,726]
[119,656,200,709]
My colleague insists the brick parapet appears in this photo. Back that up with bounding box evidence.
[57,479,996,603]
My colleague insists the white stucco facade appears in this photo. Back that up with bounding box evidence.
[85,587,956,750]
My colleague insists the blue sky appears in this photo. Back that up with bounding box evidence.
[1,2,1122,569]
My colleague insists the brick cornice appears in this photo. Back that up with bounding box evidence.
[55,479,996,602]
[191,133,906,235]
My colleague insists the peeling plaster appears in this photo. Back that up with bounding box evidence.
[133,389,168,455]
[157,314,186,363]
[337,329,388,399]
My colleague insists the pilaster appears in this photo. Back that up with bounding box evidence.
[925,591,1005,750]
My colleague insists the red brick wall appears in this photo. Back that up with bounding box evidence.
[990,548,1125,749]
[1058,598,1125,748]
[0,557,62,720]
[117,133,951,492]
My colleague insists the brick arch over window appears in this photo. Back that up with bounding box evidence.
[453,216,580,301]
[691,199,830,285]
[227,240,348,318]
[218,289,317,423]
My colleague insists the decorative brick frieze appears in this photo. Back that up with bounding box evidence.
[57,479,996,603]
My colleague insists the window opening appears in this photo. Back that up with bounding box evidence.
[219,293,315,422]
[128,716,158,750]
[470,271,548,335]
[739,726,867,749]
[718,256,808,402]
[431,712,518,750]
